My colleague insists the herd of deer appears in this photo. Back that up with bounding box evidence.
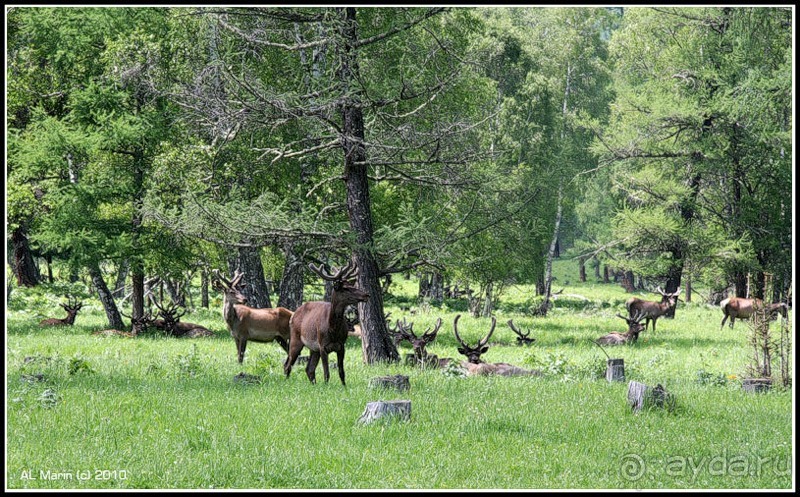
[39,263,790,385]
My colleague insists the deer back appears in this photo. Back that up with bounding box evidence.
[234,305,293,342]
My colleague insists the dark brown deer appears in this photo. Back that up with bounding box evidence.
[151,299,214,338]
[595,311,647,346]
[389,317,446,367]
[93,309,155,337]
[212,269,293,363]
[720,297,788,329]
[453,315,541,377]
[625,287,680,332]
[39,296,83,326]
[284,261,369,385]
[507,319,536,345]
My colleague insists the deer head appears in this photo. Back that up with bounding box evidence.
[389,317,443,360]
[453,314,496,364]
[308,261,369,307]
[617,310,647,337]
[120,308,155,335]
[212,269,248,305]
[151,298,186,336]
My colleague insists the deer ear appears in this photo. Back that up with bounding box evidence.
[457,347,467,355]
[333,281,344,291]
[480,346,489,354]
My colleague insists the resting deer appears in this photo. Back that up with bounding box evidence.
[389,317,448,368]
[507,319,536,345]
[720,297,788,329]
[284,261,368,385]
[39,296,83,326]
[151,299,214,338]
[453,315,541,377]
[595,311,647,346]
[212,269,292,363]
[625,286,680,332]
[93,309,153,338]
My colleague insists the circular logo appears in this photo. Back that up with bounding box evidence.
[620,453,645,481]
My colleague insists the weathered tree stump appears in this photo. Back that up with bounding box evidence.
[368,375,410,391]
[606,358,625,382]
[742,378,772,393]
[357,400,411,425]
[627,381,675,412]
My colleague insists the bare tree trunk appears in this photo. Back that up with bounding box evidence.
[277,242,304,311]
[481,280,494,317]
[229,245,272,308]
[685,272,692,303]
[536,187,563,316]
[603,265,610,284]
[431,272,444,303]
[593,258,601,279]
[200,269,209,308]
[45,254,54,283]
[578,256,587,283]
[88,262,124,330]
[112,259,129,298]
[10,227,40,287]
[620,270,635,293]
[339,7,397,364]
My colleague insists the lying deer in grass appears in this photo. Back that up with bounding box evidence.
[719,297,788,329]
[453,315,541,377]
[389,317,448,368]
[39,296,83,326]
[284,261,368,385]
[507,319,536,345]
[212,269,292,362]
[625,287,680,332]
[151,299,214,338]
[93,309,153,338]
[595,311,647,346]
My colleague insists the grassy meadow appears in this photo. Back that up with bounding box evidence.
[5,259,794,489]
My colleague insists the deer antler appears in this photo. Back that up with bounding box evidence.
[453,314,467,348]
[478,317,497,348]
[421,318,443,343]
[309,261,358,282]
[507,319,530,339]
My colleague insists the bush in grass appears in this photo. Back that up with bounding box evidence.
[695,369,728,387]
[68,356,95,375]
[174,344,203,377]
[249,351,283,377]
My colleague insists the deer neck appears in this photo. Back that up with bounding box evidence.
[65,312,78,325]
[222,295,241,327]
[328,293,350,336]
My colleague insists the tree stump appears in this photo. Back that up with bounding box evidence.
[368,375,410,391]
[606,358,625,382]
[357,400,411,425]
[627,381,675,412]
[742,378,772,393]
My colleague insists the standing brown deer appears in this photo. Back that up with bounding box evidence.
[625,287,680,332]
[284,261,368,385]
[39,296,83,326]
[212,269,292,362]
[719,297,788,329]
[595,311,647,346]
[389,317,446,367]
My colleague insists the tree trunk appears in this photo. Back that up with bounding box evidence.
[481,280,494,317]
[88,262,124,330]
[277,242,304,311]
[10,227,40,287]
[418,272,431,299]
[430,272,444,302]
[230,245,272,308]
[537,188,563,316]
[620,270,635,293]
[593,258,601,279]
[200,268,209,308]
[685,273,692,303]
[131,152,146,320]
[339,6,397,364]
[578,257,587,283]
[45,254,54,283]
[112,259,129,298]
[603,265,609,283]
[164,277,186,307]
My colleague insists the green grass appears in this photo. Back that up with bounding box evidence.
[5,260,793,489]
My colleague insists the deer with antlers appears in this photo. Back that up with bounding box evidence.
[389,317,448,368]
[453,315,542,377]
[625,286,680,333]
[39,296,83,326]
[212,269,292,362]
[595,311,647,346]
[151,298,214,338]
[93,309,154,338]
[507,319,536,345]
[284,261,368,385]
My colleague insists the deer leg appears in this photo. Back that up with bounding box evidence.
[320,351,331,383]
[720,314,728,330]
[275,336,289,353]
[284,338,305,378]
[305,351,320,384]
[730,316,735,329]
[236,338,247,364]
[652,318,657,333]
[336,348,346,386]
